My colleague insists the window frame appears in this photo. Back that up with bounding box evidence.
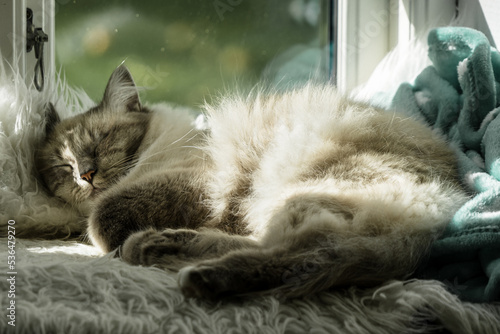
[0,0,55,89]
[333,0,458,93]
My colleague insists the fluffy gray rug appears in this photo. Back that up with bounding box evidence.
[1,66,499,334]
[2,239,500,334]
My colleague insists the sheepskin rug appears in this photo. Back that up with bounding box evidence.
[1,66,499,334]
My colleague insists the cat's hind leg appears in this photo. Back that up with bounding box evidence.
[177,193,439,300]
[177,230,432,300]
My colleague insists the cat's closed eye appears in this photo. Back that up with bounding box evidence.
[54,164,73,172]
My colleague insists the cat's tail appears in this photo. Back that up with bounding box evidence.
[177,231,435,300]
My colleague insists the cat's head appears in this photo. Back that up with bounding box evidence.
[36,65,150,213]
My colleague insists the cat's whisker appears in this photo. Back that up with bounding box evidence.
[167,128,196,147]
[127,130,200,168]
[105,153,140,171]
[138,144,203,164]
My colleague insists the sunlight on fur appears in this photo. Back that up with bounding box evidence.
[26,243,103,256]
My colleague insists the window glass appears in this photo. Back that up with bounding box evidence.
[56,0,331,107]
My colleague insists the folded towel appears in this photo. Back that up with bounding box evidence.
[392,27,500,302]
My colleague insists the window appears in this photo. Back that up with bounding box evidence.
[335,0,459,93]
[1,0,497,99]
[55,0,332,107]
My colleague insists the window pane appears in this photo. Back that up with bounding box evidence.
[56,0,331,107]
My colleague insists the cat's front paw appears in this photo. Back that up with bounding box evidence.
[121,228,199,269]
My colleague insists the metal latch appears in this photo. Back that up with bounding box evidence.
[26,8,48,92]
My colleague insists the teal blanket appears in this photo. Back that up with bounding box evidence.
[391,27,500,303]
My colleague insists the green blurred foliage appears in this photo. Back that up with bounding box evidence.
[55,0,325,107]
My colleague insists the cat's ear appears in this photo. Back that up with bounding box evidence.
[101,65,142,113]
[43,102,60,136]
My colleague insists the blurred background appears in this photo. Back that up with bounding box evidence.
[55,0,331,108]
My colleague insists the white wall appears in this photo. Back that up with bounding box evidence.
[455,0,498,47]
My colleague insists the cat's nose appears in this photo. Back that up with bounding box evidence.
[81,169,96,183]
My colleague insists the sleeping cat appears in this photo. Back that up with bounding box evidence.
[36,65,467,300]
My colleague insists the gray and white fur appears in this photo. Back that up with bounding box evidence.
[36,65,468,300]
